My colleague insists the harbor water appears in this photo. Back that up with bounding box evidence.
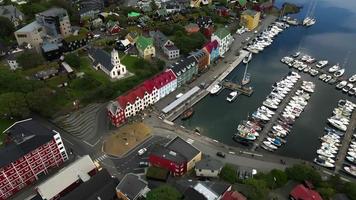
[177,0,356,161]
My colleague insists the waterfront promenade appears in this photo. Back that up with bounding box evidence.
[252,79,303,151]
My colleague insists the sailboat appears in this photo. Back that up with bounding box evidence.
[303,0,317,27]
[241,61,251,85]
[243,52,252,64]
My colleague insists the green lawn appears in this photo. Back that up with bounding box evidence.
[79,57,110,84]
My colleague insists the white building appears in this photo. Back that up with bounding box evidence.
[88,48,127,79]
[211,28,233,57]
[195,158,223,178]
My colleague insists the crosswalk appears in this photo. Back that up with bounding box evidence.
[94,154,108,163]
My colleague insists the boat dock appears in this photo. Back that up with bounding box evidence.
[251,79,303,151]
[222,81,254,97]
[334,110,356,173]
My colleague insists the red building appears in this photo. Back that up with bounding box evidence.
[149,137,202,176]
[0,119,68,200]
[289,182,323,200]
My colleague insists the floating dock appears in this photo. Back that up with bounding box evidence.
[222,81,254,97]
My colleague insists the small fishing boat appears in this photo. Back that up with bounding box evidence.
[181,108,194,120]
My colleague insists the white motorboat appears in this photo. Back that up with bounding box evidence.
[349,74,356,83]
[317,149,336,158]
[320,146,337,154]
[334,68,345,77]
[318,155,335,164]
[226,91,239,102]
[305,18,316,27]
[303,17,311,26]
[243,52,252,64]
[292,51,301,58]
[328,118,347,132]
[344,165,356,177]
[346,156,356,164]
[314,158,334,168]
[263,141,278,150]
[349,88,356,96]
[348,151,356,157]
[316,60,328,68]
[210,84,223,95]
[336,81,347,89]
[343,83,353,93]
[263,100,278,110]
[329,64,341,73]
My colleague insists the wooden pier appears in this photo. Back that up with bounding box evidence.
[252,79,303,151]
[334,110,356,173]
[222,81,254,97]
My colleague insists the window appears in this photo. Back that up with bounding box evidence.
[16,34,27,38]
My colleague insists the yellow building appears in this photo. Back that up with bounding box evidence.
[190,0,212,8]
[241,9,261,31]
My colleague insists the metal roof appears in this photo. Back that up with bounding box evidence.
[162,86,200,114]
[115,173,147,200]
[36,155,96,200]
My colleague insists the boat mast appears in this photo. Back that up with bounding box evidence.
[310,0,318,19]
[304,0,313,19]
[242,59,249,82]
[342,50,351,68]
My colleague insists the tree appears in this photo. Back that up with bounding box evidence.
[0,17,15,39]
[244,178,269,200]
[0,92,30,119]
[64,53,81,69]
[317,187,335,200]
[285,164,322,187]
[219,164,237,184]
[150,0,159,11]
[254,169,288,189]
[26,87,54,117]
[344,182,356,200]
[16,51,45,69]
[146,185,182,200]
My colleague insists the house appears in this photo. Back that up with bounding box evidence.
[241,9,261,31]
[150,31,180,60]
[106,20,120,35]
[221,191,247,200]
[0,119,68,200]
[289,182,323,200]
[176,180,232,200]
[77,0,104,19]
[211,28,233,57]
[170,56,198,87]
[185,23,200,34]
[202,40,219,62]
[125,32,139,44]
[190,49,210,72]
[195,158,223,178]
[36,155,97,200]
[14,21,45,52]
[116,39,132,53]
[6,50,24,70]
[34,67,59,80]
[88,48,127,79]
[216,6,229,17]
[136,35,155,60]
[0,5,24,27]
[116,173,149,200]
[190,0,212,8]
[61,169,119,200]
[107,69,176,127]
[149,136,202,176]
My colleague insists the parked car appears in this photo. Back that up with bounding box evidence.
[216,152,226,158]
[139,161,149,167]
[176,93,183,99]
[138,148,147,156]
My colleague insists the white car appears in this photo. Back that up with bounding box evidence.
[138,148,147,156]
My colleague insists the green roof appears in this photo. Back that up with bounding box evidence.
[136,36,153,51]
[128,12,140,17]
[214,28,230,39]
[238,0,247,6]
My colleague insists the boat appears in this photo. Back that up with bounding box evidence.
[292,51,301,58]
[344,165,356,177]
[226,91,239,102]
[349,74,356,83]
[343,83,353,93]
[314,158,334,168]
[266,137,282,147]
[334,68,345,77]
[328,118,347,132]
[316,60,328,68]
[210,84,223,95]
[261,144,275,152]
[181,108,194,120]
[317,149,336,158]
[243,52,252,64]
[263,141,278,150]
[346,156,356,164]
[241,61,251,86]
[318,155,335,164]
[305,18,316,27]
[336,81,347,89]
[329,64,341,73]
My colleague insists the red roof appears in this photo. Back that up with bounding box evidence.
[115,69,177,110]
[222,191,247,200]
[203,40,219,53]
[290,184,323,200]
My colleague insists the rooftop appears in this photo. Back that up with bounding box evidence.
[0,118,58,168]
[61,169,119,200]
[195,158,223,171]
[36,7,68,18]
[36,155,97,200]
[166,136,201,161]
[194,183,219,200]
[88,47,115,71]
[290,184,323,200]
[151,145,186,164]
[170,56,197,75]
[136,35,154,51]
[15,21,42,33]
[174,179,231,197]
[116,173,147,200]
[183,187,207,200]
[213,28,230,39]
[0,5,23,20]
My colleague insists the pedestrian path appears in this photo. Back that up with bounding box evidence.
[94,154,108,163]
